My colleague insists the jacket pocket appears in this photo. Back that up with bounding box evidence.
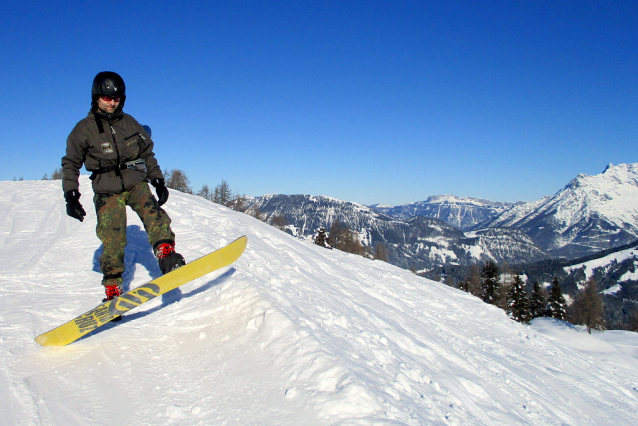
[122,133,142,160]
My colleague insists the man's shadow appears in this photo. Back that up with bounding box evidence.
[82,225,237,341]
[92,225,183,305]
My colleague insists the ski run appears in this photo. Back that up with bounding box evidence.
[1,177,637,425]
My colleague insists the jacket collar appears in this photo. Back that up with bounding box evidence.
[89,108,124,133]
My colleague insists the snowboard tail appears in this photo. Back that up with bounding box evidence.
[35,235,247,346]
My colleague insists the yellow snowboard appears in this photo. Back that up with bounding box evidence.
[35,236,247,346]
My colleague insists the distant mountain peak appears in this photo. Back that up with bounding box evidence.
[483,162,638,257]
[371,195,516,230]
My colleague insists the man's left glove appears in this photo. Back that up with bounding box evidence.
[151,178,169,206]
[64,190,86,222]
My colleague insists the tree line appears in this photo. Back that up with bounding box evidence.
[455,260,626,333]
[311,223,625,334]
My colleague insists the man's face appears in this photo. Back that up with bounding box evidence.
[97,96,121,114]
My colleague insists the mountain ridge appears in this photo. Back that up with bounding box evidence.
[477,163,638,257]
[248,193,549,272]
[366,163,638,259]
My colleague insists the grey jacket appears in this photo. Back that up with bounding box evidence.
[62,110,163,194]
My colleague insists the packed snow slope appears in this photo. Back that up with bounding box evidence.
[1,178,637,425]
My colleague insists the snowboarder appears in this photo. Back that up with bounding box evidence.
[62,71,185,303]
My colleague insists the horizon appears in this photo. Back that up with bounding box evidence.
[1,1,636,205]
[6,160,634,207]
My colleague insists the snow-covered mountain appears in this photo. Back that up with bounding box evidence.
[1,177,637,424]
[518,239,638,329]
[371,195,518,230]
[480,163,638,258]
[249,194,548,272]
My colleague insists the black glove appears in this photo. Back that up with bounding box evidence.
[151,178,169,206]
[64,190,86,222]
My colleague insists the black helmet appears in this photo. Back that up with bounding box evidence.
[91,71,126,108]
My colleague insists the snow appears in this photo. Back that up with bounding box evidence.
[603,284,622,295]
[487,163,638,236]
[621,270,638,282]
[566,247,638,280]
[1,177,637,425]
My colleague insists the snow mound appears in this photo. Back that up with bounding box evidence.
[1,178,637,424]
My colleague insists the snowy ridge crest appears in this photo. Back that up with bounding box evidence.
[480,163,638,257]
[250,193,548,270]
[373,195,517,230]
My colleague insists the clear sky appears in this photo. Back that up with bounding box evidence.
[1,1,636,205]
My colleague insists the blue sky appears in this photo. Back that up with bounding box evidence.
[1,1,636,205]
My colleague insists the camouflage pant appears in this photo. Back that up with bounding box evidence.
[94,182,175,286]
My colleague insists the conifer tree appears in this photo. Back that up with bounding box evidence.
[458,279,468,292]
[507,275,532,324]
[547,277,568,320]
[480,260,501,305]
[570,277,606,334]
[529,281,548,319]
[314,227,329,248]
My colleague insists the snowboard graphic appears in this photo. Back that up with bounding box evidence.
[35,236,247,346]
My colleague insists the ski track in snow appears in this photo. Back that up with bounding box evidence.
[1,177,637,425]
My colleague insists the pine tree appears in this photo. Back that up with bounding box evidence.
[529,281,548,319]
[314,227,329,248]
[458,279,468,292]
[570,277,606,334]
[480,260,501,305]
[507,275,532,324]
[547,277,568,321]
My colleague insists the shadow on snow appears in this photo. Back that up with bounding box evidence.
[78,268,237,342]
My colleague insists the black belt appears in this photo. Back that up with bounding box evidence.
[90,164,128,175]
[90,159,147,176]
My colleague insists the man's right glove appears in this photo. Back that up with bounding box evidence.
[151,178,169,206]
[64,190,86,222]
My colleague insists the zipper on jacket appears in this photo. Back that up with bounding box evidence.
[123,132,145,142]
[107,115,126,193]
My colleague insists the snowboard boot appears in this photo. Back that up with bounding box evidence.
[154,241,186,275]
[102,277,123,322]
[103,284,122,301]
